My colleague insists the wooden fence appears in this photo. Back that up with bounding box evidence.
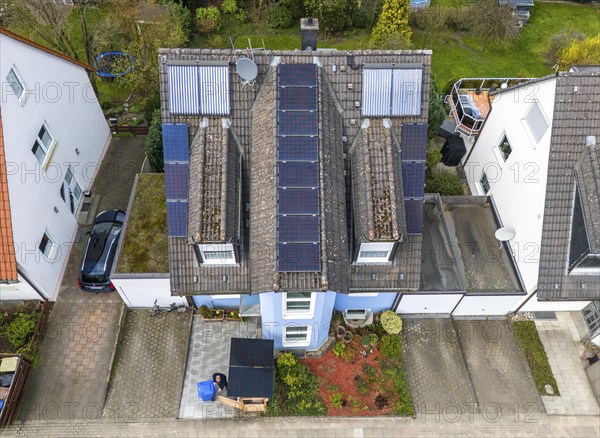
[112,125,149,135]
[0,355,31,427]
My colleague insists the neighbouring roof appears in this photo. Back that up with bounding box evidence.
[351,119,406,242]
[159,49,431,295]
[538,72,600,301]
[0,27,94,72]
[0,111,17,282]
[116,174,169,274]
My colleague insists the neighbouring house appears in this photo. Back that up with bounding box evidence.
[0,28,111,301]
[445,69,600,345]
[499,0,535,26]
[155,18,431,352]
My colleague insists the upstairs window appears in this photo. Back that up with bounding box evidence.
[499,136,512,162]
[479,172,490,194]
[283,326,311,347]
[197,243,237,265]
[283,292,315,319]
[32,124,54,165]
[359,251,389,258]
[6,68,24,100]
[524,102,549,144]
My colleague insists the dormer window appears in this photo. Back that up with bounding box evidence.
[197,243,237,265]
[355,242,394,264]
[568,184,600,274]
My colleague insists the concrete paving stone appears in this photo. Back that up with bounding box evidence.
[403,319,478,415]
[454,319,544,415]
[101,309,193,421]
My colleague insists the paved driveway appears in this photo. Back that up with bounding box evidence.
[102,310,193,421]
[455,319,544,415]
[403,318,478,415]
[18,136,145,421]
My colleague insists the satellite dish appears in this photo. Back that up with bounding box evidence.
[495,227,515,242]
[236,58,258,82]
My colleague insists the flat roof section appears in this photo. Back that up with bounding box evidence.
[420,195,523,294]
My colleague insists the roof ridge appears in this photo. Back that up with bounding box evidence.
[0,27,95,72]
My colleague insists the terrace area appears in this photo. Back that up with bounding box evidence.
[420,194,524,293]
[445,78,533,138]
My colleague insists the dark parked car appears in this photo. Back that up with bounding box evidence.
[78,209,126,292]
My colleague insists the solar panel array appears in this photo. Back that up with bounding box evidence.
[276,64,321,273]
[162,124,190,237]
[362,66,423,117]
[401,124,427,234]
[167,64,230,115]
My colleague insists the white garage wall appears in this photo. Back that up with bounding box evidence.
[517,292,588,312]
[112,277,187,308]
[396,294,463,314]
[452,295,522,316]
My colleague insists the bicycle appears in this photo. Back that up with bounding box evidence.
[150,300,186,316]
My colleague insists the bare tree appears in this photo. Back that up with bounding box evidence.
[468,0,516,50]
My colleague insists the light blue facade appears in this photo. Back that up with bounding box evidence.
[334,292,397,313]
[259,291,337,351]
[192,295,241,309]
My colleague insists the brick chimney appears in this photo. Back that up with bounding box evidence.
[301,17,319,51]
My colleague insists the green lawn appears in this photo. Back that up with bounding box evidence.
[117,174,168,274]
[413,2,599,86]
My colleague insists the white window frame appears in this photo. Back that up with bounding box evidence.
[282,325,312,347]
[31,123,57,168]
[493,133,512,165]
[6,66,27,104]
[62,166,82,215]
[39,231,58,261]
[349,293,379,297]
[478,171,490,195]
[569,254,600,275]
[197,243,237,265]
[282,292,315,319]
[522,101,549,145]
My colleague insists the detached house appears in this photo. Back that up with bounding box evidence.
[0,28,111,301]
[158,21,431,352]
[445,69,600,344]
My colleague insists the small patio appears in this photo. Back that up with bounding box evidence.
[178,317,261,419]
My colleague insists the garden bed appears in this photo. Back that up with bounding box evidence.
[513,320,559,396]
[302,315,414,416]
[0,301,50,366]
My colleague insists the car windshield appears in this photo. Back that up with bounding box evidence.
[92,221,122,235]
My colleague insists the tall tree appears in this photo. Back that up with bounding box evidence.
[370,0,411,48]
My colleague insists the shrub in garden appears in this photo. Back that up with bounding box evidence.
[221,0,238,14]
[145,109,164,172]
[330,392,343,408]
[196,7,221,33]
[375,394,388,409]
[371,0,411,48]
[381,335,402,358]
[5,313,37,350]
[425,171,465,196]
[275,353,327,416]
[380,310,403,335]
[332,341,346,357]
[268,3,293,29]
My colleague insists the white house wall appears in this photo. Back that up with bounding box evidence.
[516,292,589,312]
[0,34,111,300]
[452,295,522,316]
[112,277,186,308]
[396,293,463,314]
[462,78,557,294]
[0,273,43,301]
